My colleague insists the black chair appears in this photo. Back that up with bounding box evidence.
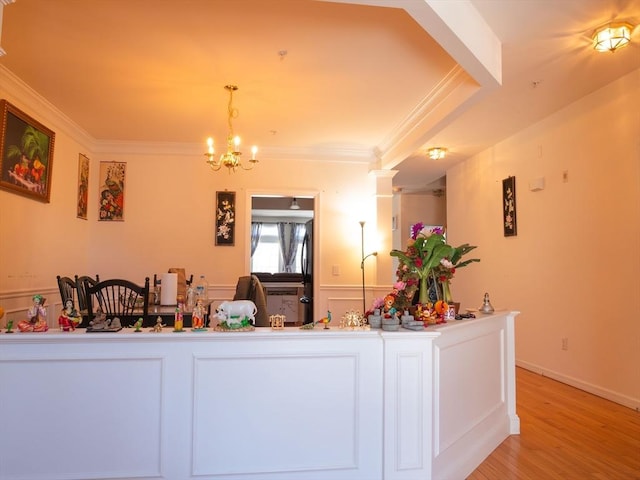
[57,276,76,308]
[75,275,101,318]
[86,277,150,328]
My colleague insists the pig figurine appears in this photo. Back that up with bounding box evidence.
[216,300,257,325]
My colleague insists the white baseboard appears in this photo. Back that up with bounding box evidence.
[516,360,640,411]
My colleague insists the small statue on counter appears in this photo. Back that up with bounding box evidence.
[58,300,82,331]
[89,308,108,330]
[6,319,14,334]
[191,299,206,331]
[132,317,143,332]
[151,316,165,332]
[382,294,397,317]
[317,310,332,329]
[17,294,49,332]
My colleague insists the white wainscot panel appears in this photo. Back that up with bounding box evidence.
[432,317,516,480]
[192,353,366,479]
[436,329,504,452]
[0,357,164,480]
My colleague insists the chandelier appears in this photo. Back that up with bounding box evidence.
[205,85,258,172]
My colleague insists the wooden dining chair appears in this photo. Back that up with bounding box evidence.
[75,275,101,315]
[57,276,77,308]
[85,277,150,328]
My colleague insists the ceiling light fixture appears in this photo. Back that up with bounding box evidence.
[428,147,447,160]
[592,23,633,53]
[290,198,301,210]
[205,85,258,172]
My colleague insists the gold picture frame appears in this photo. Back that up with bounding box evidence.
[77,153,89,219]
[0,100,55,203]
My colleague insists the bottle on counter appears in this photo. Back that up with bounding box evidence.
[195,275,208,302]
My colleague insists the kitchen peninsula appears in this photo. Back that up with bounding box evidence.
[0,311,519,480]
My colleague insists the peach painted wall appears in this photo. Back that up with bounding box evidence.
[0,73,93,296]
[0,68,378,323]
[446,68,640,409]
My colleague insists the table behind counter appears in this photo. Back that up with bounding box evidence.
[0,311,519,480]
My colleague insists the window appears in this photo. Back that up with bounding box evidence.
[251,223,305,273]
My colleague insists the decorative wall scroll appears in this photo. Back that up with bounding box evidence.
[98,161,126,221]
[77,153,89,219]
[0,100,55,202]
[216,190,236,246]
[502,176,517,237]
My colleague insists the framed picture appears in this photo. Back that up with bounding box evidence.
[216,191,235,246]
[0,100,55,202]
[98,161,125,221]
[502,176,517,237]
[77,153,89,219]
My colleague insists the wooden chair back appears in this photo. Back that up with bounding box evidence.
[57,276,76,308]
[86,277,149,328]
[75,275,101,313]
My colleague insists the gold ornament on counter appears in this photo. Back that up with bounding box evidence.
[340,310,369,330]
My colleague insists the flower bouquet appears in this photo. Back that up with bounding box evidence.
[370,223,479,325]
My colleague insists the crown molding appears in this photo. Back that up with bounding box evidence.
[0,66,95,150]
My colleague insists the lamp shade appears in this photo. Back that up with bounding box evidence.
[593,23,633,52]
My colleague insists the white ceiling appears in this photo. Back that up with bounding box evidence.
[1,0,638,193]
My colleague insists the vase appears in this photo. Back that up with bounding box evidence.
[441,280,453,303]
[418,277,429,305]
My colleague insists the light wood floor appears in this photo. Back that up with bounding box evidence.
[468,367,640,480]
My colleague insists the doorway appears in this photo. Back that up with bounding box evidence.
[250,195,315,323]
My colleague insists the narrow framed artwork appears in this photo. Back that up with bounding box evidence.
[215,190,236,246]
[98,161,125,221]
[77,153,89,219]
[0,99,56,203]
[502,175,517,236]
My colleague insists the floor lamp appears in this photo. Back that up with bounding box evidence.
[360,221,378,314]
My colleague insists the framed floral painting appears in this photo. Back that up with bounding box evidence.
[77,153,89,219]
[0,100,55,203]
[98,161,125,221]
[215,191,235,246]
[502,176,517,236]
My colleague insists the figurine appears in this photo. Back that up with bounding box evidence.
[382,294,397,317]
[174,306,184,332]
[317,310,332,329]
[58,300,82,331]
[132,317,143,332]
[151,316,165,332]
[6,319,14,333]
[191,299,206,330]
[89,308,108,330]
[17,294,48,332]
[479,292,495,314]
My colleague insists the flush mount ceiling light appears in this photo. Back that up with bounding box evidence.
[289,198,300,210]
[204,85,258,173]
[592,23,633,52]
[428,147,447,160]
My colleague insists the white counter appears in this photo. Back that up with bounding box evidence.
[0,311,519,480]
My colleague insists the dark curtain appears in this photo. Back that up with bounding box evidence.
[250,222,262,257]
[277,222,304,273]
